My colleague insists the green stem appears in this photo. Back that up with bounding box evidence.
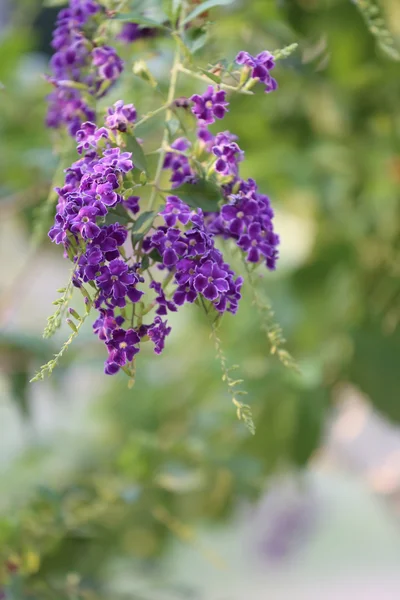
[178,66,254,95]
[135,103,170,130]
[148,45,181,210]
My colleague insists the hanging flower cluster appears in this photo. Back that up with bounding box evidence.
[38,0,283,380]
[46,0,123,135]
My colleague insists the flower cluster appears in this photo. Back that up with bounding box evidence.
[43,2,283,381]
[148,199,243,314]
[46,0,123,135]
[163,86,279,270]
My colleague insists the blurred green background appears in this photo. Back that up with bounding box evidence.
[1,0,400,598]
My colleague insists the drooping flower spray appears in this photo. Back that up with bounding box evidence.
[33,0,298,432]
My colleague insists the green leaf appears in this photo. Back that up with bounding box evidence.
[113,13,169,29]
[43,0,66,6]
[182,0,234,25]
[133,60,159,88]
[189,31,209,54]
[166,118,180,137]
[57,80,89,91]
[349,323,400,423]
[10,369,30,418]
[173,179,223,212]
[131,211,156,245]
[126,135,148,175]
[141,254,150,271]
[149,248,162,263]
[172,33,193,64]
[173,0,183,19]
[132,232,145,245]
[198,67,221,83]
[162,0,182,22]
[132,210,156,232]
[290,389,327,467]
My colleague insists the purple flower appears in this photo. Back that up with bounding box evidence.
[147,317,171,354]
[212,131,244,177]
[96,259,142,302]
[95,179,120,207]
[92,223,128,261]
[235,51,277,93]
[78,244,103,280]
[67,0,99,25]
[105,328,140,374]
[96,147,133,173]
[46,87,95,136]
[173,258,197,287]
[197,126,214,145]
[185,227,212,256]
[173,283,198,306]
[151,227,187,267]
[150,281,177,316]
[163,139,195,188]
[123,195,140,214]
[190,86,228,124]
[76,121,109,155]
[49,213,67,245]
[93,308,124,341]
[214,271,243,314]
[220,196,259,236]
[159,195,192,227]
[117,22,158,44]
[105,100,137,131]
[238,222,275,263]
[92,46,124,84]
[70,205,101,239]
[194,260,229,301]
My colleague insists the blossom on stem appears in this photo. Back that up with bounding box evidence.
[190,86,228,124]
[46,0,124,135]
[105,100,137,131]
[212,131,244,177]
[147,317,172,354]
[105,328,140,374]
[235,51,277,93]
[117,22,158,44]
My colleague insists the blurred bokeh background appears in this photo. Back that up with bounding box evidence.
[1,0,400,598]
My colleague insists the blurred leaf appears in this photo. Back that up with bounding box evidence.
[126,135,149,175]
[182,0,234,25]
[173,179,223,211]
[173,33,193,64]
[114,13,169,29]
[162,0,182,22]
[189,30,209,54]
[149,248,162,262]
[290,388,327,467]
[131,211,156,233]
[349,323,400,423]
[0,331,51,357]
[198,67,221,83]
[166,117,180,137]
[131,210,156,244]
[10,369,30,418]
[43,0,66,5]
